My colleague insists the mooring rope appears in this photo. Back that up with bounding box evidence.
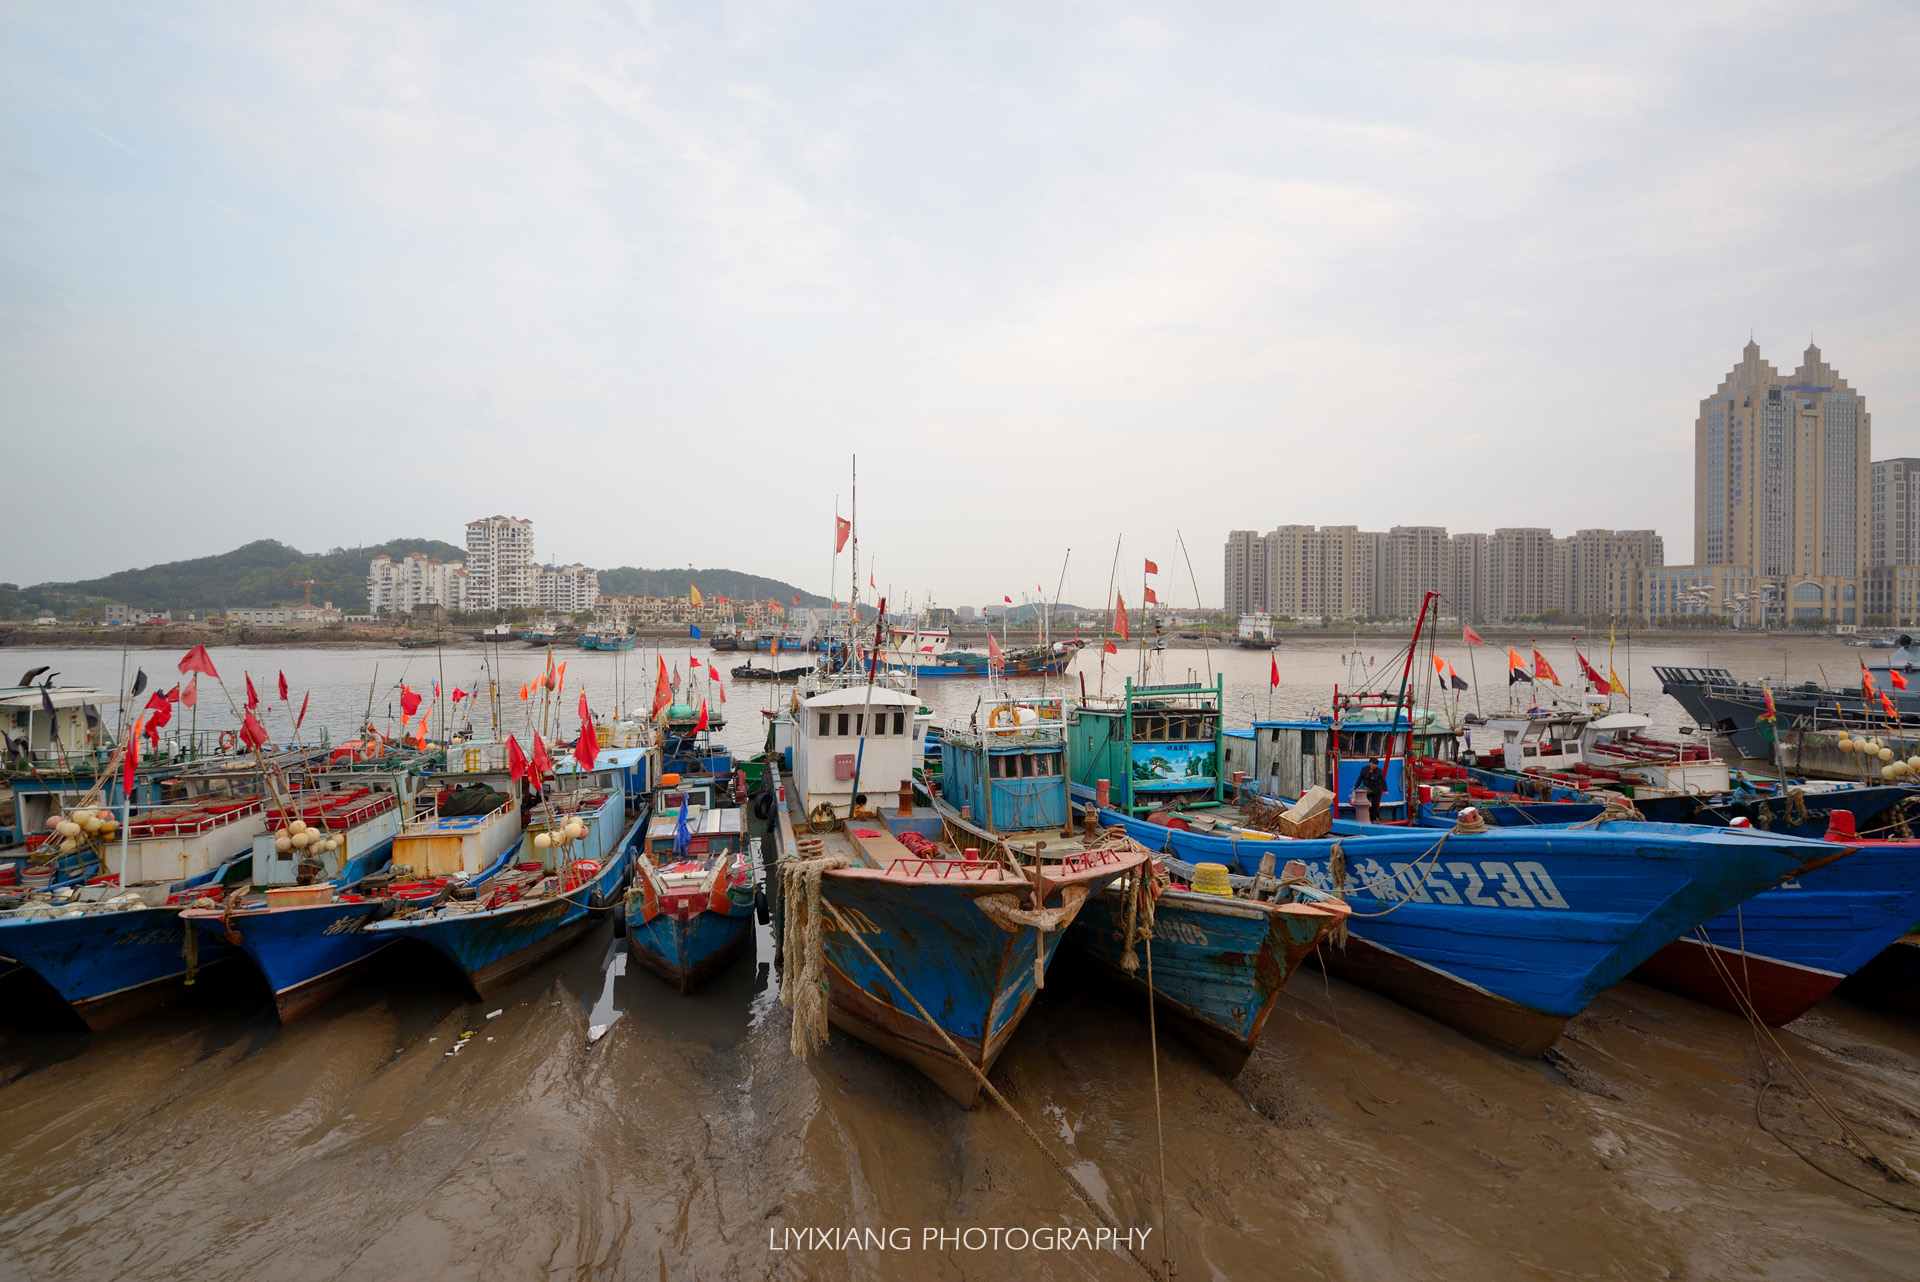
[815,896,1166,1281]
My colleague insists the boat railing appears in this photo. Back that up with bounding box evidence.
[881,857,1004,880]
[399,800,513,837]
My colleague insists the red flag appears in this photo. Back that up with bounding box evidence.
[506,734,529,783]
[652,657,672,717]
[178,645,219,678]
[278,671,289,701]
[869,572,875,589]
[1577,652,1611,695]
[835,516,851,553]
[988,633,1004,671]
[239,709,269,749]
[1144,559,1158,575]
[124,718,141,799]
[574,694,598,771]
[690,655,702,668]
[180,678,197,709]
[163,684,180,703]
[143,691,173,730]
[1861,662,1876,692]
[295,692,310,735]
[530,734,553,779]
[1144,587,1159,606]
[452,687,468,703]
[245,673,260,710]
[1115,595,1130,640]
[1463,624,1484,646]
[1270,655,1280,689]
[1882,690,1898,720]
[400,685,422,717]
[1103,640,1118,655]
[695,699,709,732]
[1533,650,1560,686]
[1893,670,1911,690]
[1003,595,1012,604]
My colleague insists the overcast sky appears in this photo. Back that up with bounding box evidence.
[3,1,1916,608]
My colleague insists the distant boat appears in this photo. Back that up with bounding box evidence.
[578,631,636,651]
[397,637,440,649]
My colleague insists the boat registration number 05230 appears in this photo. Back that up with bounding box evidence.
[1315,858,1571,911]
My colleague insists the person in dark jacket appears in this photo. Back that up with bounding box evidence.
[1356,757,1387,821]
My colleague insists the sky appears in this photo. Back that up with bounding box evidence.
[3,1,1916,609]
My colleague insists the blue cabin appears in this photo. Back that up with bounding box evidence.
[1067,678,1224,815]
[937,712,1068,835]
[1236,714,1460,819]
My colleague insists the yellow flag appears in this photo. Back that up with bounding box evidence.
[1610,666,1626,694]
[690,583,703,607]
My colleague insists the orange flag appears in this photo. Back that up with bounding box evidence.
[1892,670,1910,690]
[1507,648,1526,671]
[1115,595,1131,641]
[651,656,671,718]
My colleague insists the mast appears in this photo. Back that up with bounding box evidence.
[1388,591,1437,823]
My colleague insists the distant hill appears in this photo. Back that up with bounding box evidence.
[598,567,831,608]
[2,543,833,618]
[16,538,464,614]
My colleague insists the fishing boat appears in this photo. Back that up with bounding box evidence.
[624,770,757,992]
[864,620,1078,681]
[731,664,812,682]
[1076,781,1847,1056]
[362,781,626,997]
[931,700,1348,1076]
[0,796,266,1029]
[177,777,419,1022]
[397,637,440,650]
[578,630,636,652]
[1841,933,1920,1014]
[776,676,1148,1105]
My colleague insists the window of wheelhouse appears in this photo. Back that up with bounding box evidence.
[818,713,832,737]
[892,711,905,735]
[837,713,849,736]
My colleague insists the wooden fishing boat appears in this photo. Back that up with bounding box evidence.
[1076,783,1849,1057]
[363,784,625,997]
[624,771,756,992]
[397,637,440,650]
[178,781,414,1022]
[0,797,265,1029]
[777,680,1148,1105]
[934,703,1347,1075]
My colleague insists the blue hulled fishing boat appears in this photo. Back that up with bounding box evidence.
[1074,785,1846,1056]
[931,692,1350,1075]
[178,780,417,1022]
[778,673,1148,1105]
[0,795,265,1029]
[625,770,755,992]
[363,782,626,997]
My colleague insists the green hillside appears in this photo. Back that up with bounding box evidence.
[14,538,464,615]
[598,567,831,608]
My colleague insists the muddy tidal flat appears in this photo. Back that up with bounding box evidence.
[3,917,1918,1281]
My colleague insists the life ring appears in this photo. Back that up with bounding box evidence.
[218,730,239,752]
[988,705,1035,736]
[809,802,840,833]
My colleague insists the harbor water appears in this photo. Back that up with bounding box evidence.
[3,635,1918,1279]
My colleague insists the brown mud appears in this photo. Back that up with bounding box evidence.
[2,922,1917,1281]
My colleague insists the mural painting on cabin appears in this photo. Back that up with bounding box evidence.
[1131,742,1218,791]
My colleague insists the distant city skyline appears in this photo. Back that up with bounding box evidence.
[3,5,1915,601]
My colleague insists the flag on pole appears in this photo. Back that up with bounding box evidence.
[988,633,1004,673]
[1003,595,1012,604]
[1463,624,1484,646]
[178,645,219,678]
[124,717,141,798]
[1103,640,1118,655]
[278,671,289,701]
[1115,595,1130,641]
[295,692,310,735]
[695,699,709,732]
[1533,650,1560,686]
[1270,655,1280,689]
[1610,664,1627,695]
[652,657,671,718]
[245,673,260,710]
[1432,655,1445,676]
[400,685,422,717]
[1448,664,1469,691]
[690,584,703,607]
[1893,670,1910,690]
[835,517,850,553]
[143,691,172,730]
[1144,559,1159,575]
[1144,587,1159,605]
[530,734,553,779]
[239,709,270,749]
[1577,652,1611,695]
[1508,648,1526,671]
[1881,691,1898,720]
[506,734,529,783]
[574,694,598,770]
[180,678,197,708]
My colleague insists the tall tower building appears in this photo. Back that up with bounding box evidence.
[1695,341,1868,623]
[465,515,537,611]
[1222,530,1270,616]
[1871,459,1920,567]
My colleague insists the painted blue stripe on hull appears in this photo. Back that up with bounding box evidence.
[1689,842,1920,977]
[0,907,236,1006]
[200,899,393,998]
[1072,788,1819,1022]
[628,906,753,985]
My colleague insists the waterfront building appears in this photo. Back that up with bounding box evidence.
[534,562,599,614]
[1870,458,1920,569]
[1223,530,1271,616]
[464,515,537,611]
[1695,341,1868,625]
[368,553,471,615]
[1866,566,1920,626]
[228,604,343,626]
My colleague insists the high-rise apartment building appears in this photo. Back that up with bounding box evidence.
[1871,459,1920,568]
[1383,526,1447,619]
[368,553,471,615]
[1695,341,1868,623]
[465,515,537,611]
[1223,530,1270,616]
[1446,532,1489,623]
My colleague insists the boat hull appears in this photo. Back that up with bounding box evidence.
[1066,887,1345,1075]
[627,905,754,993]
[1076,791,1831,1056]
[1630,842,1920,1024]
[367,891,593,999]
[811,874,1096,1106]
[1839,934,1920,1014]
[0,907,238,1031]
[186,898,395,1024]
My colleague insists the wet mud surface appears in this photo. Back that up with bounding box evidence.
[2,922,1917,1281]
